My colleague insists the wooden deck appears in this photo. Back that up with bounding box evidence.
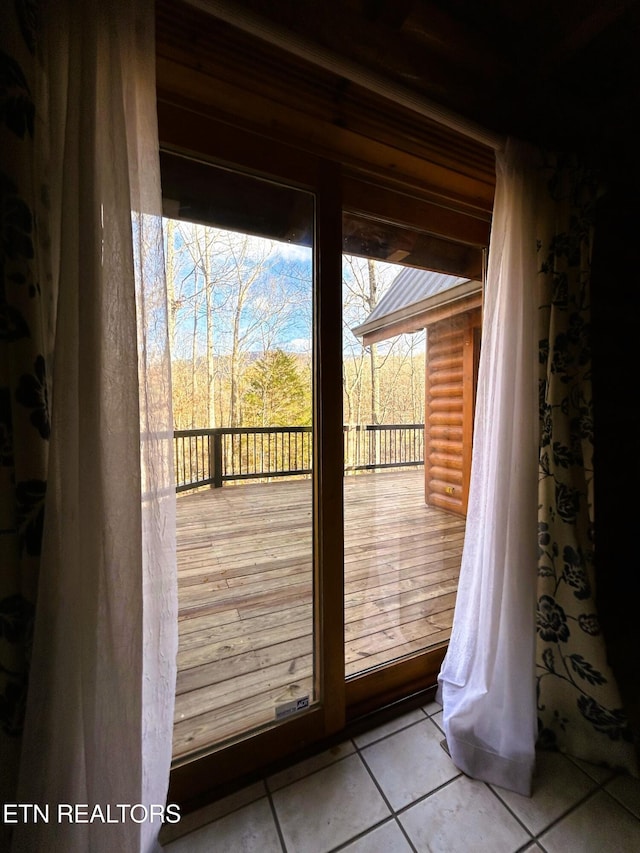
[173,469,465,760]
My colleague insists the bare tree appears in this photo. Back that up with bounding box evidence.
[165,220,312,429]
[165,218,177,356]
[342,255,396,426]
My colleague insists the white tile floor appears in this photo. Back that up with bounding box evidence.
[162,701,640,853]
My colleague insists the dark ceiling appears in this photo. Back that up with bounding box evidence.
[226,0,640,164]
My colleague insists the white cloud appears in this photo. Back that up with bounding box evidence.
[274,241,312,262]
[284,337,312,353]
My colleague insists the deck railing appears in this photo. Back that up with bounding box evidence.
[174,424,424,492]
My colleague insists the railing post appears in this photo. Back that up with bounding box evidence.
[211,430,223,488]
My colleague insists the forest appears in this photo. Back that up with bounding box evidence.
[165,219,426,431]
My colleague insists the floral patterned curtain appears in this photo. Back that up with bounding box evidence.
[0,0,50,818]
[536,157,638,775]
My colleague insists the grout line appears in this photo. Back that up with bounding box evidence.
[265,742,358,794]
[529,788,604,844]
[484,783,536,842]
[267,790,288,853]
[564,753,618,786]
[489,778,617,844]
[168,725,640,852]
[513,842,539,853]
[325,817,403,853]
[355,737,461,852]
[326,816,420,853]
[354,725,464,818]
[485,752,627,844]
[352,711,435,750]
[160,781,269,843]
[355,749,397,816]
[392,773,463,817]
[394,814,420,853]
[597,770,640,823]
[336,749,421,853]
[602,785,640,823]
[430,714,445,735]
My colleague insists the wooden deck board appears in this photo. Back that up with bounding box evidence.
[173,469,464,759]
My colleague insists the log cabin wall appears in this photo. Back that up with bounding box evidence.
[424,308,481,516]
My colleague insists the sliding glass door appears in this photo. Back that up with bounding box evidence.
[160,141,486,805]
[341,212,483,714]
[162,152,322,762]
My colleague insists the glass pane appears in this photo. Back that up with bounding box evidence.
[342,216,481,679]
[163,154,316,760]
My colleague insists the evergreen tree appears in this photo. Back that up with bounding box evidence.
[243,349,311,426]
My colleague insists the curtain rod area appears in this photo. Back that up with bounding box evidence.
[183,0,506,153]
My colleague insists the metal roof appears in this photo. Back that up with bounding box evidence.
[352,267,481,339]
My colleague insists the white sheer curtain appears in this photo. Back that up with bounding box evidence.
[13,1,177,851]
[437,138,540,796]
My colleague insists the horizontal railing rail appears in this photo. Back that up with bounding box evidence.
[174,424,424,492]
[343,424,424,473]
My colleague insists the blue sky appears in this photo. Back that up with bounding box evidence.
[165,219,425,360]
